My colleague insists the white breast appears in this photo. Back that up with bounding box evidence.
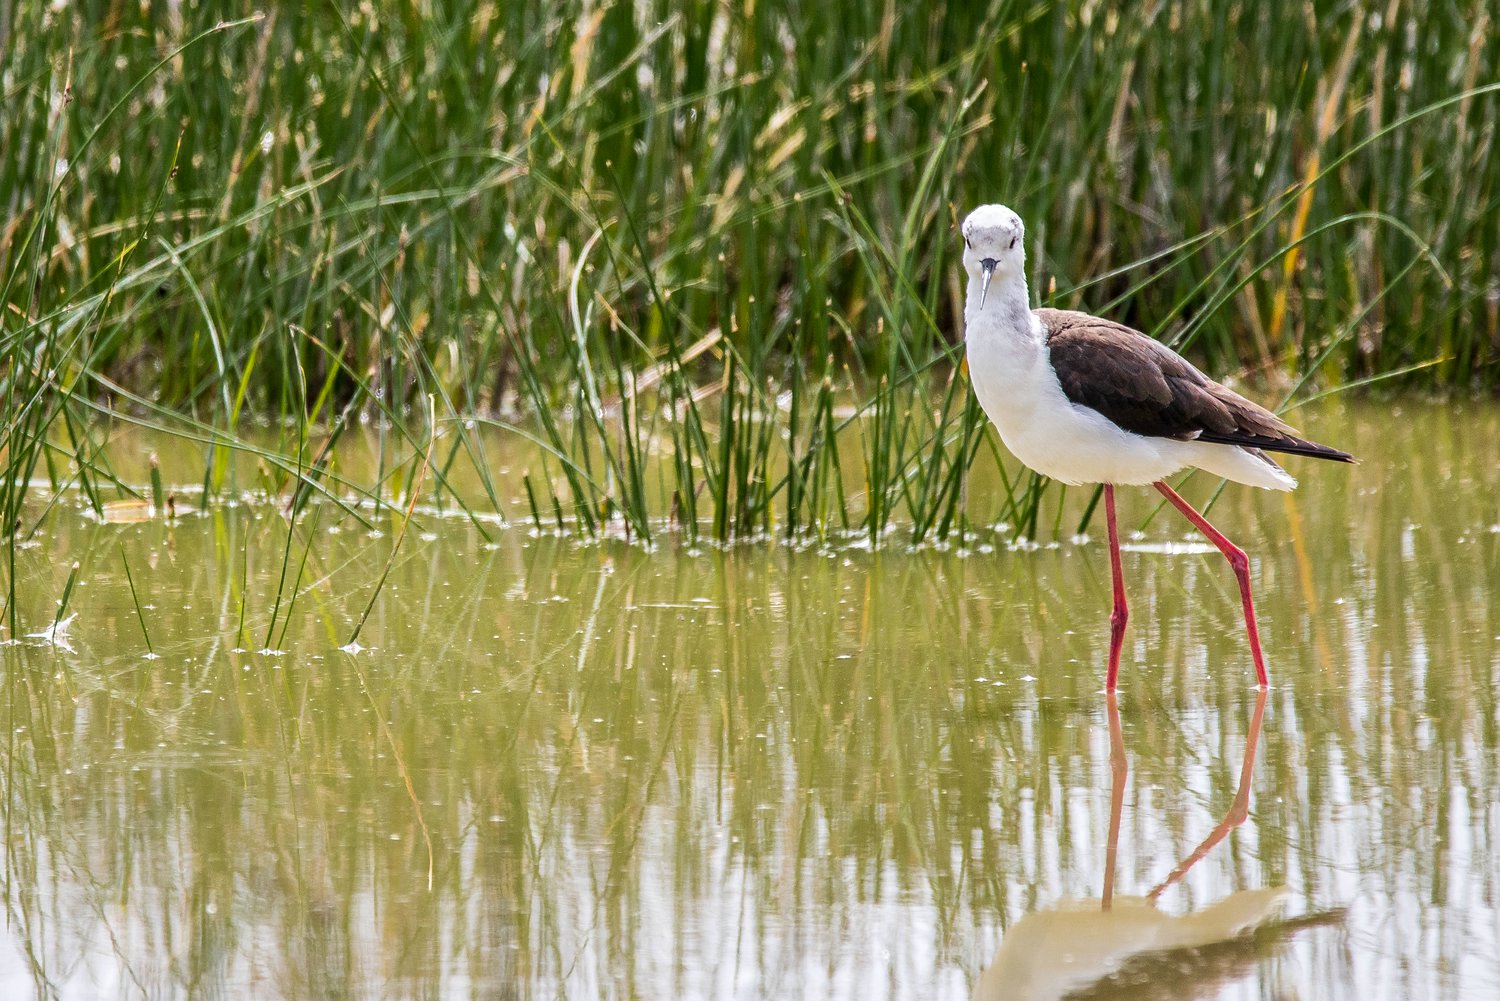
[965,309,1195,487]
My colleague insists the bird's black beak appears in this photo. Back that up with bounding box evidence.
[979,258,998,307]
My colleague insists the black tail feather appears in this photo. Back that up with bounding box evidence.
[1196,431,1357,463]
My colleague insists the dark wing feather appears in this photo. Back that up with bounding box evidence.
[1038,308,1355,463]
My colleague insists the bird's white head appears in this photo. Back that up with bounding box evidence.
[961,204,1026,307]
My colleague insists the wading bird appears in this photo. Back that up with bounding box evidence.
[960,205,1354,690]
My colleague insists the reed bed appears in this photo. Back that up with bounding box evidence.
[3,1,1497,559]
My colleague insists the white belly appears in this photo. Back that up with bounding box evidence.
[992,393,1187,486]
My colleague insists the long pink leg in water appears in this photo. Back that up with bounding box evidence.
[1104,483,1129,692]
[1153,480,1270,688]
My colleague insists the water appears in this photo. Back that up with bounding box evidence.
[2,400,1497,1000]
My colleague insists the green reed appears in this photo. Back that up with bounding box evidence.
[119,546,154,657]
[2,1,1496,563]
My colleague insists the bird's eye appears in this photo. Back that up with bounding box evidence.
[964,236,972,249]
[1009,235,1018,250]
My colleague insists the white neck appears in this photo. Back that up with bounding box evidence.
[963,264,1047,431]
[964,266,1037,347]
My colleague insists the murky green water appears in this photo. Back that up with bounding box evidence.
[3,400,1497,1000]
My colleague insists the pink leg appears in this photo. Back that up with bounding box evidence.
[1102,691,1126,909]
[1153,480,1270,688]
[1104,484,1128,692]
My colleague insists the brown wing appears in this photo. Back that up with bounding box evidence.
[1038,308,1354,462]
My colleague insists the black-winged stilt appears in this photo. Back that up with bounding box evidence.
[960,204,1354,691]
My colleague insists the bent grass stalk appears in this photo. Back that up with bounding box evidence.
[263,332,311,651]
[347,395,438,648]
[273,506,322,652]
[53,560,81,631]
[120,547,154,656]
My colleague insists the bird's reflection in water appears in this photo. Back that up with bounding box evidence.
[974,690,1341,1001]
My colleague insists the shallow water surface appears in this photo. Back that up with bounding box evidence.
[2,400,1498,1000]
